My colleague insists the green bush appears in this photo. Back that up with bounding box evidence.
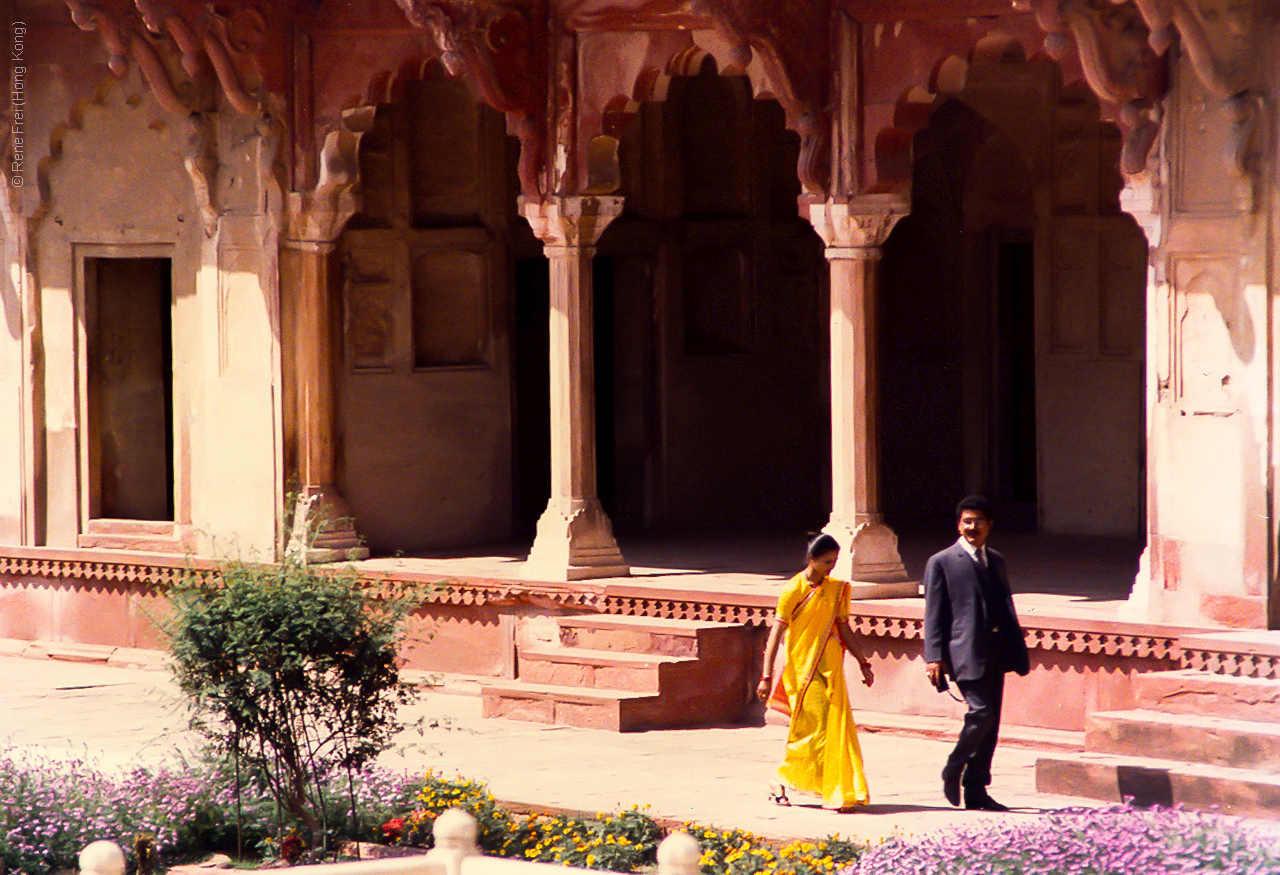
[165,557,419,846]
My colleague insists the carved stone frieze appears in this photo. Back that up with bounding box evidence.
[65,0,267,117]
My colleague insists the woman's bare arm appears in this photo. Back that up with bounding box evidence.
[756,618,786,699]
[837,621,875,687]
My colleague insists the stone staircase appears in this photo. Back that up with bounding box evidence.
[1035,667,1280,818]
[480,614,756,732]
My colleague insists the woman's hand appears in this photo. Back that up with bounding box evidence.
[859,661,874,687]
[757,675,773,700]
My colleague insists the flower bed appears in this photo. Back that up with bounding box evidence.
[3,751,1278,875]
[386,774,858,875]
[0,749,423,873]
[847,805,1280,875]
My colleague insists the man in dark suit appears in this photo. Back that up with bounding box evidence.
[923,495,1030,811]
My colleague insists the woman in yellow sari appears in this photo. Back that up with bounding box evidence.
[756,534,875,811]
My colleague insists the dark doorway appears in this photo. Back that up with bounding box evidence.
[594,253,658,534]
[87,257,174,521]
[991,237,1037,526]
[512,256,550,537]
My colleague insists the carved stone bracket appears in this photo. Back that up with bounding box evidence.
[695,0,833,195]
[395,0,546,197]
[1034,0,1168,175]
[66,0,266,117]
[1033,0,1258,199]
[182,112,218,236]
[284,106,376,245]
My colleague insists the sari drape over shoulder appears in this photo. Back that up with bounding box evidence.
[774,572,869,809]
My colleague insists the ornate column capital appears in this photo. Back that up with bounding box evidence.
[283,107,377,247]
[802,195,909,254]
[518,195,624,250]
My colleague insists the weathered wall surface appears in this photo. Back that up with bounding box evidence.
[1127,0,1272,628]
[17,8,281,557]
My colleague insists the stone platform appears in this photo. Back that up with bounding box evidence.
[0,527,1216,740]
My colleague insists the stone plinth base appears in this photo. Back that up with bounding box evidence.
[523,498,628,581]
[288,487,369,564]
[824,519,911,593]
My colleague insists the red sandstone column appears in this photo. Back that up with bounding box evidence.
[805,196,915,593]
[280,238,367,562]
[519,196,628,580]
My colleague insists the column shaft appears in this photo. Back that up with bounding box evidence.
[520,196,628,581]
[828,248,881,526]
[281,239,366,561]
[547,244,598,502]
[805,197,914,593]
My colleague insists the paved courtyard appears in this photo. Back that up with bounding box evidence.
[0,653,1099,846]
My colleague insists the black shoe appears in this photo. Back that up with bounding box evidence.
[942,765,963,807]
[963,790,1009,812]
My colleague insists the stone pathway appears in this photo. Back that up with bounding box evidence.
[0,654,1097,845]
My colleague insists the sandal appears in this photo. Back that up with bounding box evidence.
[767,785,791,807]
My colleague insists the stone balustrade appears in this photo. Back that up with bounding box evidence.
[77,808,703,875]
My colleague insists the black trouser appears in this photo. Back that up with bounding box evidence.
[946,667,1005,789]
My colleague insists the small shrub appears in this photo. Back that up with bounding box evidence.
[166,558,420,844]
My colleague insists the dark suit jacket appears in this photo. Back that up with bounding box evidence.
[923,541,1030,682]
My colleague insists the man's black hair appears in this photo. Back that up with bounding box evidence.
[955,495,994,521]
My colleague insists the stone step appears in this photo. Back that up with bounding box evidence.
[480,680,658,732]
[83,519,177,536]
[518,647,695,694]
[556,614,751,659]
[1036,751,1280,820]
[1087,708,1280,772]
[1134,669,1280,722]
[76,531,194,554]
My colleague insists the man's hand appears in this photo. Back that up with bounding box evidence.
[926,661,946,690]
[859,661,874,687]
[756,676,773,700]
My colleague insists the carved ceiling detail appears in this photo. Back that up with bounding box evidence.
[65,0,267,116]
[1033,0,1258,196]
[395,0,547,197]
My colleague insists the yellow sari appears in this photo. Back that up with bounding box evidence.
[774,572,869,808]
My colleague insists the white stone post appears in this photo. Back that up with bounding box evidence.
[657,832,701,875]
[518,195,629,581]
[424,808,481,875]
[79,841,127,875]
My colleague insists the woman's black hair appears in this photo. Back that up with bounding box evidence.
[805,532,841,560]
